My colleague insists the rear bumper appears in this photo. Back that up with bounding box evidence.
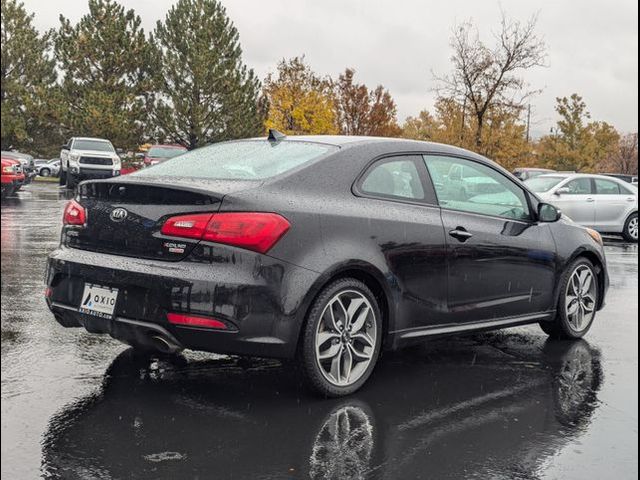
[46,246,319,358]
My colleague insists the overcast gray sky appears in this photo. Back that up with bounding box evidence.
[22,0,638,136]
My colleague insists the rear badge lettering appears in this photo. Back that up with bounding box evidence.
[164,242,186,254]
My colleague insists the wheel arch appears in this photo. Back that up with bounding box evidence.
[294,261,395,356]
[561,248,607,311]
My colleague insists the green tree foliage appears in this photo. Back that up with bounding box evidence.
[1,0,59,153]
[537,94,620,172]
[55,0,153,149]
[151,0,263,149]
[263,57,338,135]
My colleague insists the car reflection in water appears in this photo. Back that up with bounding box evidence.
[41,333,602,480]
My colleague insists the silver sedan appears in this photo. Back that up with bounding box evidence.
[526,173,638,243]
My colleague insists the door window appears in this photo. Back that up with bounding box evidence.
[594,178,622,195]
[360,157,425,201]
[564,178,593,195]
[424,156,530,221]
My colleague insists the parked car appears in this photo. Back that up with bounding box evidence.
[525,173,638,243]
[35,159,61,177]
[512,167,556,181]
[143,144,188,166]
[602,173,638,185]
[1,157,26,198]
[59,137,121,189]
[1,150,36,183]
[46,133,609,397]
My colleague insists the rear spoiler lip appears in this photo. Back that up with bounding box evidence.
[77,175,264,200]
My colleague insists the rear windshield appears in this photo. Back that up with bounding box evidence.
[147,146,187,158]
[525,176,567,192]
[73,140,115,152]
[134,140,336,180]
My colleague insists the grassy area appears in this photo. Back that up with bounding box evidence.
[33,176,59,183]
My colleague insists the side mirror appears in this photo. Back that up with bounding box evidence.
[555,187,570,196]
[538,203,562,223]
[60,144,69,150]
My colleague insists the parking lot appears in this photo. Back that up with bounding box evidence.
[1,182,638,479]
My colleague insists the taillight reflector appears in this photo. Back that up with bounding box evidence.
[167,313,227,330]
[63,200,86,226]
[161,212,290,254]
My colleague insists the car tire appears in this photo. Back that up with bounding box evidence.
[300,278,382,397]
[40,168,51,177]
[540,258,599,340]
[623,212,638,243]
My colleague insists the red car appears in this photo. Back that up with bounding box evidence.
[1,157,26,198]
[143,144,187,167]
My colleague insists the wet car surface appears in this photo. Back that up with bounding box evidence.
[1,183,638,479]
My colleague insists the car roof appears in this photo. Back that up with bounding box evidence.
[535,172,635,184]
[245,135,486,159]
[72,137,112,142]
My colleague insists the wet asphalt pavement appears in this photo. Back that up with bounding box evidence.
[1,182,638,479]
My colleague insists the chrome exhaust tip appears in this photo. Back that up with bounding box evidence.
[150,335,182,355]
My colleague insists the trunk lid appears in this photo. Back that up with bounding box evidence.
[66,176,260,261]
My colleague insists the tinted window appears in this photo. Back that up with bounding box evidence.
[425,156,530,221]
[525,176,567,192]
[135,140,336,180]
[594,178,622,195]
[73,139,115,152]
[360,158,425,200]
[564,178,593,195]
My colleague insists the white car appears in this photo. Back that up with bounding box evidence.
[526,173,638,242]
[60,137,121,189]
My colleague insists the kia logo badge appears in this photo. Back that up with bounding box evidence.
[110,208,128,222]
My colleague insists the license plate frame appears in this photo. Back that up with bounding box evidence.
[78,283,119,320]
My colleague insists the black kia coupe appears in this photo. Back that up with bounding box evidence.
[46,132,609,396]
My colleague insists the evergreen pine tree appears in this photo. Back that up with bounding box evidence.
[151,0,263,149]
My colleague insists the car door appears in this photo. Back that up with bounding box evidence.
[550,178,596,226]
[423,155,557,324]
[593,178,636,231]
[356,155,448,331]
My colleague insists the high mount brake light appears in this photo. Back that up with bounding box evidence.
[63,200,86,226]
[161,212,290,254]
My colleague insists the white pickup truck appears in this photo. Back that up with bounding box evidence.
[60,137,122,189]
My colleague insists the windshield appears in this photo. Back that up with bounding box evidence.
[134,140,337,180]
[525,176,567,192]
[73,140,115,152]
[147,146,187,159]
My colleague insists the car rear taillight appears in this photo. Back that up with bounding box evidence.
[161,212,290,254]
[63,199,86,226]
[167,313,227,330]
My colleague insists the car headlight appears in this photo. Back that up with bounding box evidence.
[69,153,80,162]
[586,228,603,246]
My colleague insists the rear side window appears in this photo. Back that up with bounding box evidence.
[594,178,622,194]
[134,140,336,180]
[360,157,425,201]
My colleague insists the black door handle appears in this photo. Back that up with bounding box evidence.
[449,227,473,242]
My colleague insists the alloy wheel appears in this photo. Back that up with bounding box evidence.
[565,265,597,331]
[628,216,638,241]
[315,290,377,387]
